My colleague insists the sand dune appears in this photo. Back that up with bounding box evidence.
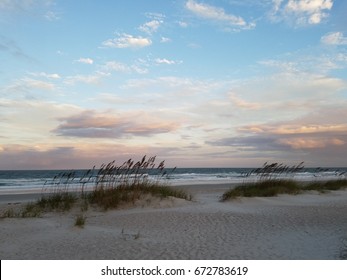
[1,184,347,259]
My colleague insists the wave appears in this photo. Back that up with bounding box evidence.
[1,167,346,192]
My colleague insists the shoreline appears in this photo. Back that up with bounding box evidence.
[1,183,347,259]
[0,183,235,203]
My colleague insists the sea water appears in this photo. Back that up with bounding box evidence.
[0,167,346,194]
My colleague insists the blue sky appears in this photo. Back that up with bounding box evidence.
[1,0,347,169]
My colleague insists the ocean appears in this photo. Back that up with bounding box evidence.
[0,167,346,194]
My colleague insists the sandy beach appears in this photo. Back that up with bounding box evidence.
[1,183,347,260]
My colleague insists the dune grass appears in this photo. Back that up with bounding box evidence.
[221,179,301,201]
[36,192,77,211]
[1,156,191,219]
[222,162,347,201]
[84,156,191,210]
[75,214,86,228]
[222,179,347,201]
[88,183,191,210]
[303,179,347,193]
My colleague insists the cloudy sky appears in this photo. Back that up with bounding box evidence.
[1,0,347,169]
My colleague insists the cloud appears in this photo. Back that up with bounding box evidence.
[277,137,344,149]
[259,54,347,84]
[25,78,55,90]
[239,124,347,135]
[0,99,83,152]
[321,32,347,45]
[122,76,224,99]
[155,58,182,65]
[209,132,346,151]
[185,0,254,29]
[53,110,179,138]
[29,72,61,79]
[102,33,152,49]
[44,10,59,21]
[178,21,189,28]
[160,37,171,43]
[228,93,262,110]
[101,60,148,74]
[207,105,347,165]
[5,78,56,93]
[270,0,334,25]
[102,61,130,73]
[200,61,347,166]
[76,57,94,64]
[139,20,163,34]
[64,72,109,85]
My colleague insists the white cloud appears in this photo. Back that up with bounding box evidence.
[131,65,148,74]
[30,72,61,79]
[272,0,284,13]
[271,0,334,25]
[139,20,163,34]
[102,33,152,49]
[102,61,148,74]
[155,58,182,65]
[259,59,299,73]
[64,72,109,85]
[185,0,254,29]
[24,78,55,90]
[259,49,347,75]
[3,78,56,98]
[321,32,347,45]
[144,12,165,20]
[160,37,171,43]
[76,57,94,64]
[56,50,65,56]
[103,61,130,73]
[44,10,59,21]
[178,21,189,28]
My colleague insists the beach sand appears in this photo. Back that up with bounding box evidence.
[1,184,347,260]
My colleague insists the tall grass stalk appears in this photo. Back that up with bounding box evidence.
[5,156,190,216]
[223,162,347,201]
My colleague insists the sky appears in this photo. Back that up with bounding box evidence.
[1,0,347,169]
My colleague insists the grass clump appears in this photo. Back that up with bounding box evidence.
[87,182,191,210]
[86,156,190,210]
[222,162,347,201]
[142,184,192,200]
[1,203,43,218]
[1,208,18,218]
[36,192,77,211]
[12,156,191,214]
[21,202,43,217]
[1,192,78,219]
[75,214,86,228]
[221,179,301,201]
[303,179,347,193]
